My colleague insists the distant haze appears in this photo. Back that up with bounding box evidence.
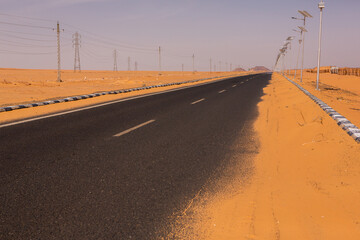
[0,0,359,71]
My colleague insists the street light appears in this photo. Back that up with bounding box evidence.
[292,10,312,83]
[285,36,295,75]
[280,45,288,74]
[316,1,325,90]
[293,29,303,80]
[298,25,309,83]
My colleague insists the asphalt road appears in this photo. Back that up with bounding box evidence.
[0,73,271,239]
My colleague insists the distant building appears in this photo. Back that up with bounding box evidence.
[330,66,339,74]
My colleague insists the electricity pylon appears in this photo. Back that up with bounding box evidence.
[72,32,81,72]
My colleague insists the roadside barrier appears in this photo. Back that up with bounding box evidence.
[282,74,360,143]
[0,74,243,113]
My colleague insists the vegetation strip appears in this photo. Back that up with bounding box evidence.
[282,74,360,143]
[0,74,240,113]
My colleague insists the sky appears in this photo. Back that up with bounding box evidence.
[0,0,359,71]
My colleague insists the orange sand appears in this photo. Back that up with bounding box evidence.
[168,73,360,239]
[0,69,240,107]
[291,71,360,127]
[0,69,246,124]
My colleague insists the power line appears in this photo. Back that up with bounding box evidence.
[0,28,55,37]
[0,32,54,42]
[81,38,157,55]
[0,38,56,48]
[0,20,52,29]
[81,34,156,52]
[0,49,56,55]
[81,47,109,60]
[62,22,156,50]
[0,12,54,23]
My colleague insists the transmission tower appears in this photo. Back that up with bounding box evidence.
[128,56,131,71]
[192,54,195,74]
[72,32,81,72]
[158,46,161,75]
[113,50,118,72]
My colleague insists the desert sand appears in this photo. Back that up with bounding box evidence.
[0,69,245,123]
[168,73,360,239]
[291,71,360,127]
[0,68,241,107]
[2,69,359,239]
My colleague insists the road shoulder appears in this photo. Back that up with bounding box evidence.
[167,73,360,239]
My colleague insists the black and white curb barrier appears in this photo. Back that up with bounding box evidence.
[0,74,241,113]
[282,74,360,143]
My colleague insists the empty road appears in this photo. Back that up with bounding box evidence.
[0,73,270,239]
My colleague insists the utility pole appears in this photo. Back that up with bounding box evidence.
[113,50,118,72]
[56,21,62,82]
[182,64,184,73]
[226,62,228,72]
[192,54,195,74]
[210,58,212,73]
[293,28,303,80]
[127,56,131,71]
[230,63,232,72]
[292,11,312,82]
[316,0,325,90]
[219,61,222,72]
[300,27,306,82]
[158,46,161,75]
[135,61,138,71]
[72,32,81,72]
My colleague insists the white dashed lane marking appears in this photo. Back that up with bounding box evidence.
[114,120,156,137]
[191,98,205,105]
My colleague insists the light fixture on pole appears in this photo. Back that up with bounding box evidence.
[298,26,309,83]
[316,1,325,90]
[292,10,312,83]
[286,36,295,75]
[293,29,303,80]
[280,45,288,74]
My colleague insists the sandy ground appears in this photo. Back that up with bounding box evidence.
[0,69,245,124]
[0,69,239,107]
[168,73,360,239]
[291,71,360,127]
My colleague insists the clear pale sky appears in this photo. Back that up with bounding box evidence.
[1,0,359,71]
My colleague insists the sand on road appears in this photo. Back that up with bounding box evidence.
[168,73,360,239]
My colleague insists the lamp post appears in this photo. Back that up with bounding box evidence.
[280,46,287,74]
[286,36,294,75]
[293,29,303,80]
[292,10,312,83]
[316,1,325,90]
[298,26,308,82]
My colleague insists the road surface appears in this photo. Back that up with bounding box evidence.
[0,73,270,239]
